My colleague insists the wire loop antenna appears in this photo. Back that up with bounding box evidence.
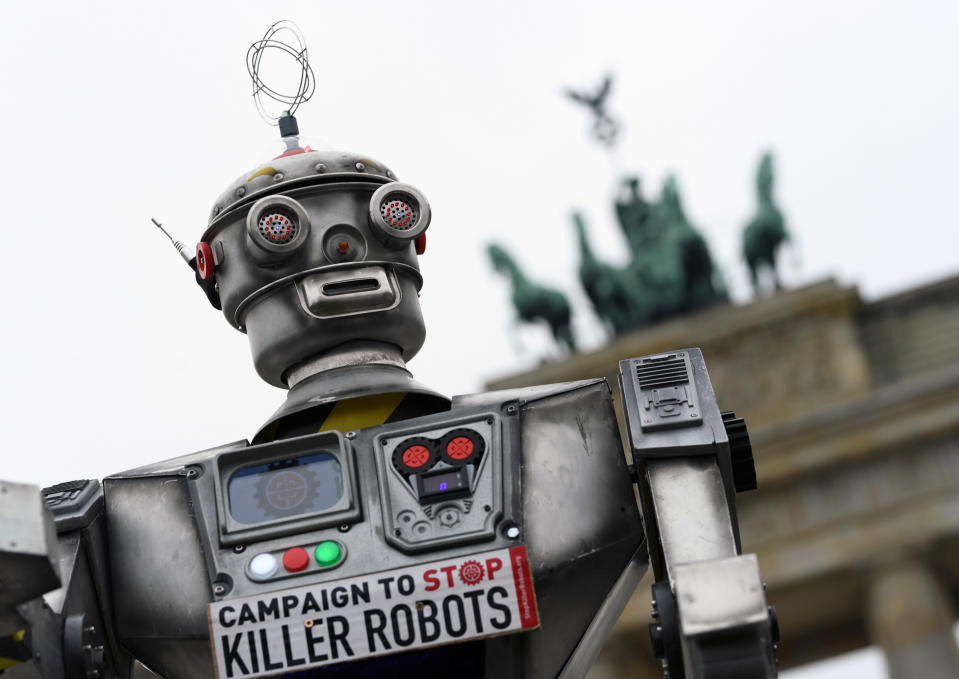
[246,20,316,126]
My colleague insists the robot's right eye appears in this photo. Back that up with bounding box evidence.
[246,195,311,263]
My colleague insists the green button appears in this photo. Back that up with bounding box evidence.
[314,541,342,567]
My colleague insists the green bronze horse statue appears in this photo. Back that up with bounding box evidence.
[743,152,789,294]
[487,244,577,353]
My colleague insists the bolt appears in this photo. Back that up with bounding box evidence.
[355,162,366,171]
[304,619,314,628]
[338,523,351,533]
[506,405,517,415]
[483,504,491,512]
[213,584,226,595]
[273,172,284,182]
[386,170,394,178]
[314,163,327,173]
[345,431,357,439]
[235,186,246,197]
[394,528,402,536]
[233,545,245,553]
[214,205,222,215]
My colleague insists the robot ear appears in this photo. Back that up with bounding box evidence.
[191,248,222,310]
[368,182,431,249]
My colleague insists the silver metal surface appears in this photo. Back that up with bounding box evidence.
[620,349,729,458]
[205,175,429,387]
[518,380,646,678]
[285,340,407,388]
[558,545,649,679]
[673,554,768,636]
[0,482,60,635]
[205,151,393,227]
[295,264,399,318]
[647,457,737,574]
[89,380,646,677]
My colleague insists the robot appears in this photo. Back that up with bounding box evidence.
[0,22,778,679]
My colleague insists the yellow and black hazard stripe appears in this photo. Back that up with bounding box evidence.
[0,629,29,669]
[255,392,448,444]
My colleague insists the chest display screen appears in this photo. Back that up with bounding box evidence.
[414,467,471,502]
[228,453,343,524]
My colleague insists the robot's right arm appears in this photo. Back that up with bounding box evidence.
[618,349,779,679]
[1,480,131,678]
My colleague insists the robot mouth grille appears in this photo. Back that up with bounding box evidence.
[258,208,299,244]
[380,197,418,230]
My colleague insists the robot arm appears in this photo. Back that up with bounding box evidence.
[619,349,779,679]
[0,480,128,679]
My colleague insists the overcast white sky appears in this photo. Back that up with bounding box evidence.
[2,3,957,675]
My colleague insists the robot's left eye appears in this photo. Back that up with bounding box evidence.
[368,182,431,249]
[245,195,311,263]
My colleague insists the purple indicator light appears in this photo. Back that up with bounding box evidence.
[439,482,448,491]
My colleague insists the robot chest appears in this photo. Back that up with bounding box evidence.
[104,379,644,678]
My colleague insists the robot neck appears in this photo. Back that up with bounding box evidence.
[255,341,450,442]
[285,341,409,389]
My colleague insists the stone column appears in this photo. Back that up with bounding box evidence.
[868,558,959,679]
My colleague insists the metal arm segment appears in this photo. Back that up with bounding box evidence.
[619,349,778,679]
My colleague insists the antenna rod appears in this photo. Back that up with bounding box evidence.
[151,217,194,265]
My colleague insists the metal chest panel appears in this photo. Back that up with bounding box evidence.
[515,380,645,677]
[104,476,215,678]
[100,379,645,678]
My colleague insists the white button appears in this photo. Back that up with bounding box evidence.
[249,553,278,581]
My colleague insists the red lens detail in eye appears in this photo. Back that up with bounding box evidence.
[380,199,416,230]
[258,210,297,244]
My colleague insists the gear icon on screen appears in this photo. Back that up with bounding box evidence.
[254,459,319,519]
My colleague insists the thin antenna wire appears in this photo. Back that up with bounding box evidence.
[246,20,316,126]
[151,218,193,265]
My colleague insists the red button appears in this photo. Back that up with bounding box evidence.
[402,445,431,469]
[446,437,475,460]
[282,547,310,573]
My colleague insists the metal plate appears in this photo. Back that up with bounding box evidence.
[208,545,539,678]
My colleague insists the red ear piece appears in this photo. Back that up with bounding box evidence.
[196,242,215,280]
[415,233,426,255]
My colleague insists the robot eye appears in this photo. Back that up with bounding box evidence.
[257,208,299,245]
[380,198,417,230]
[368,182,431,248]
[246,195,311,263]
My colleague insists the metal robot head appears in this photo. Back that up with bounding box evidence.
[186,21,433,389]
[197,149,431,388]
